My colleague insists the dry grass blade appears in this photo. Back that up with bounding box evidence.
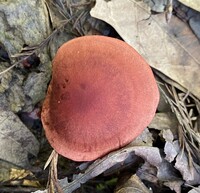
[157,72,200,164]
[44,150,57,170]
[72,10,89,36]
[46,151,64,193]
[48,0,72,19]
[49,0,92,36]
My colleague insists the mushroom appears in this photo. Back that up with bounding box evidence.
[41,35,159,161]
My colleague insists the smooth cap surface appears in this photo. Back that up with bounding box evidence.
[41,35,159,161]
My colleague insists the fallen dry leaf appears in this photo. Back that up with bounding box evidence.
[149,113,178,133]
[90,0,200,99]
[161,129,200,185]
[175,151,200,185]
[115,174,152,193]
[130,128,153,146]
[0,0,52,113]
[162,129,179,162]
[157,159,180,181]
[144,0,168,13]
[0,110,39,168]
[57,146,162,193]
[162,128,175,142]
[188,186,200,193]
[137,159,182,190]
[137,162,158,183]
[164,141,178,163]
[163,180,183,193]
[104,129,153,176]
[178,0,200,12]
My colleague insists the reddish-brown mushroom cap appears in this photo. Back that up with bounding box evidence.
[41,35,159,161]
